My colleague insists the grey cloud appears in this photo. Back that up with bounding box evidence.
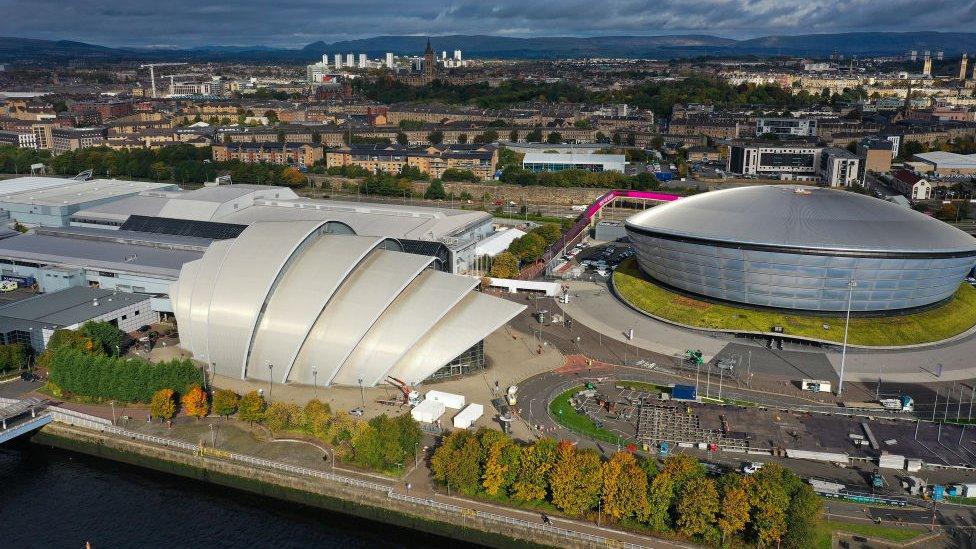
[0,0,973,47]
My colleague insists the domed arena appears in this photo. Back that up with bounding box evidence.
[624,185,976,313]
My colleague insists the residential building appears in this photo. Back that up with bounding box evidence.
[326,144,498,180]
[211,142,323,166]
[857,137,894,175]
[756,117,818,137]
[51,127,106,154]
[819,148,861,187]
[891,169,933,200]
[0,129,37,149]
[727,143,822,178]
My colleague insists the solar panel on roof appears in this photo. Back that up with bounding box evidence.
[120,215,247,240]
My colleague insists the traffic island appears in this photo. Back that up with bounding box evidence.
[612,258,976,347]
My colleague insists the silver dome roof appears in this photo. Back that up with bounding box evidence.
[625,185,976,256]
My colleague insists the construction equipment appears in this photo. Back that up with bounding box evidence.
[385,376,422,406]
[138,63,188,98]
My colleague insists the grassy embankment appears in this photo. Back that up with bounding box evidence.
[613,258,976,347]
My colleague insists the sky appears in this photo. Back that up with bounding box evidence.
[0,0,974,48]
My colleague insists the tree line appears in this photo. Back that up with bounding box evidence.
[42,322,202,403]
[431,428,821,548]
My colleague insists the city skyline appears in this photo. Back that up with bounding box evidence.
[0,0,975,48]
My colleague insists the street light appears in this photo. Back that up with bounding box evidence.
[312,367,318,399]
[358,378,365,408]
[267,362,274,402]
[837,279,856,397]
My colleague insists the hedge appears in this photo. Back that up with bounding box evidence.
[48,347,203,403]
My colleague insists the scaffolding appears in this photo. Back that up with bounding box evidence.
[636,401,749,452]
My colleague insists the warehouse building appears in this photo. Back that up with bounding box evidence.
[522,152,626,173]
[0,286,157,353]
[0,177,177,227]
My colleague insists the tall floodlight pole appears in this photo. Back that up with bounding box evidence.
[267,363,274,402]
[837,279,856,397]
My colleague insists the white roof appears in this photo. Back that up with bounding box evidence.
[522,152,626,166]
[0,178,176,207]
[0,176,78,197]
[475,228,526,257]
[171,222,524,387]
[914,151,976,169]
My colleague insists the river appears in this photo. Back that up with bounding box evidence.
[0,439,460,548]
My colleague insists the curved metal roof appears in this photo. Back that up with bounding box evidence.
[173,222,524,387]
[625,185,976,256]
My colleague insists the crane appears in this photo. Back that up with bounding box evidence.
[138,63,188,98]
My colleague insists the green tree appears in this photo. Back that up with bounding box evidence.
[238,390,267,425]
[718,475,751,545]
[783,482,822,549]
[427,130,444,145]
[212,389,240,417]
[550,441,602,516]
[525,129,543,143]
[424,179,446,200]
[546,132,562,144]
[264,402,292,433]
[488,251,519,278]
[676,476,720,541]
[430,429,483,495]
[150,388,176,422]
[457,133,468,144]
[79,321,122,356]
[474,130,499,144]
[151,161,170,181]
[396,131,409,145]
[602,451,650,521]
[511,438,556,502]
[509,130,519,142]
[507,232,547,262]
[749,465,790,548]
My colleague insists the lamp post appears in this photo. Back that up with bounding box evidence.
[312,368,318,399]
[837,279,856,397]
[358,378,365,408]
[267,362,274,402]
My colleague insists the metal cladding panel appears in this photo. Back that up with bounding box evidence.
[185,239,233,365]
[629,231,976,312]
[169,258,200,351]
[332,269,478,387]
[205,221,327,380]
[245,235,385,383]
[625,184,976,255]
[390,292,525,385]
[291,250,434,386]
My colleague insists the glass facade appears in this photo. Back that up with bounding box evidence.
[629,232,976,312]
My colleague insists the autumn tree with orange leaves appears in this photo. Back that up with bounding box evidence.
[181,385,209,419]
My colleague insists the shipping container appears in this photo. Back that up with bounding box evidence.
[425,390,465,410]
[453,403,484,429]
[411,399,446,424]
[672,384,697,401]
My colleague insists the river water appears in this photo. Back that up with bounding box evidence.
[0,440,459,548]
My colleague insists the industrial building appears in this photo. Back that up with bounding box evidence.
[0,177,178,227]
[0,286,158,352]
[522,152,626,173]
[911,151,976,175]
[171,222,524,387]
[625,185,976,313]
[69,183,494,273]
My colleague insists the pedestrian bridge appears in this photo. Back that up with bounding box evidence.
[0,398,52,444]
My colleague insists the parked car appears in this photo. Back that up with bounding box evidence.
[349,407,365,417]
[742,462,764,475]
[137,325,151,333]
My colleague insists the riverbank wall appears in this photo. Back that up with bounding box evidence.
[30,423,569,548]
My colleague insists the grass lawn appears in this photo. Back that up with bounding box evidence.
[616,380,669,393]
[613,258,976,347]
[813,521,927,548]
[548,386,622,444]
[947,495,976,505]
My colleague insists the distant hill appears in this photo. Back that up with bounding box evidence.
[2,32,976,63]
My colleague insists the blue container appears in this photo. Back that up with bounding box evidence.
[672,384,697,401]
[654,172,674,182]
[933,484,945,502]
